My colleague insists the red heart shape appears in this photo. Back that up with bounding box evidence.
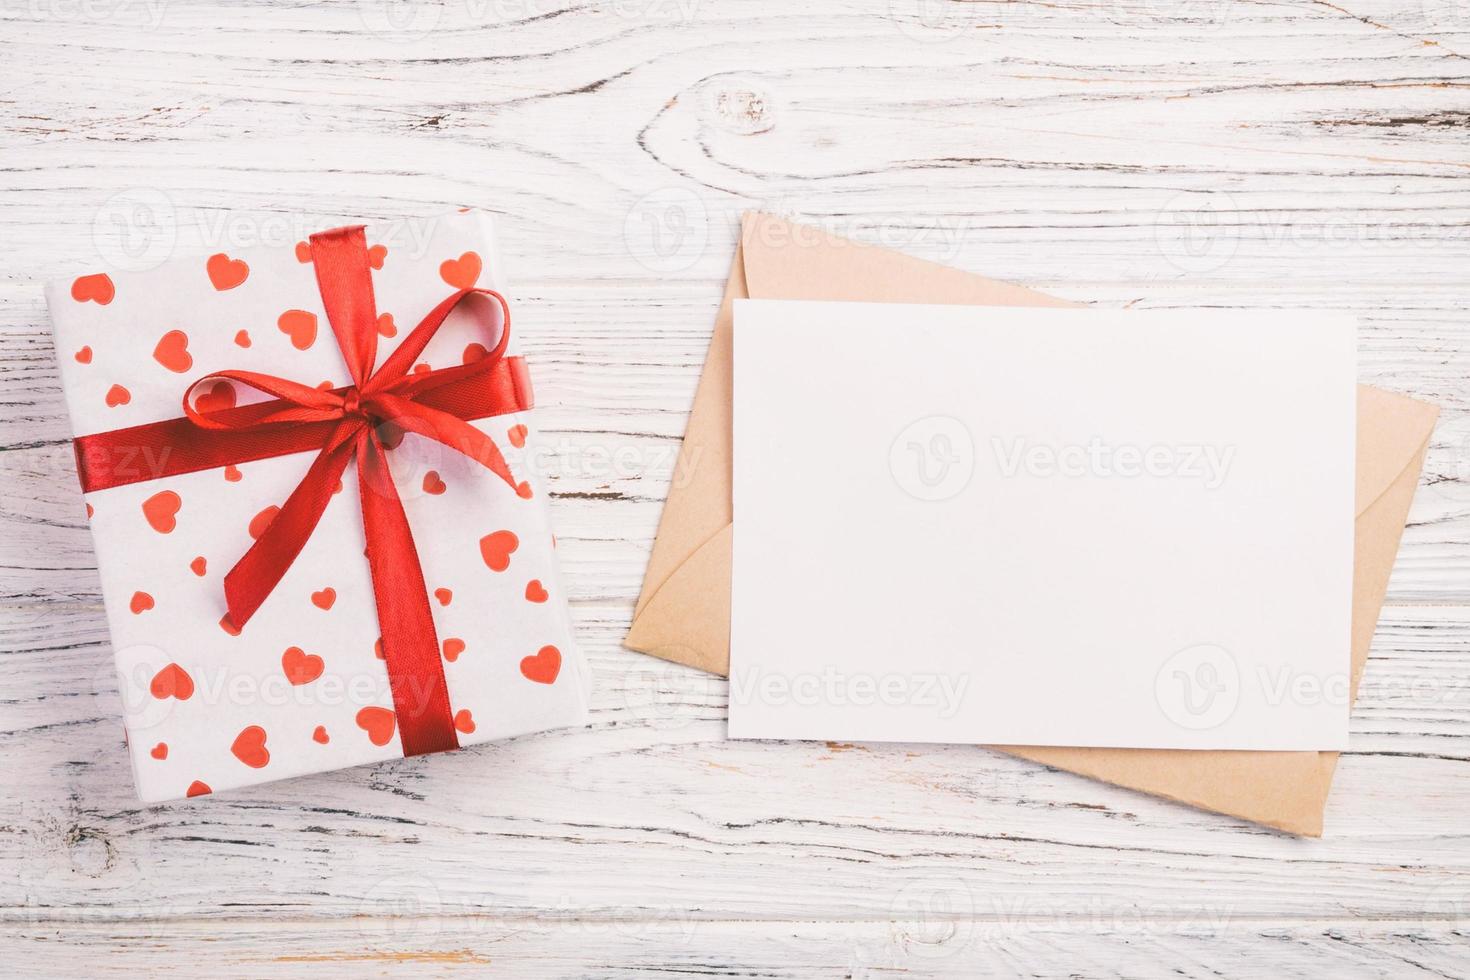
[312,725,330,744]
[71,273,115,305]
[376,313,396,338]
[234,329,252,348]
[525,579,548,603]
[520,645,562,685]
[249,505,280,539]
[150,663,194,700]
[356,706,397,746]
[463,342,489,364]
[434,587,452,606]
[150,742,168,760]
[195,380,237,415]
[190,556,207,576]
[186,780,212,798]
[277,309,318,350]
[142,490,181,534]
[294,241,311,263]
[508,424,528,448]
[454,709,476,734]
[367,243,388,269]
[75,345,93,364]
[130,591,155,614]
[281,646,324,685]
[105,384,131,408]
[206,253,249,291]
[442,638,465,663]
[479,530,519,572]
[439,251,482,289]
[376,421,406,451]
[231,725,270,768]
[311,587,336,610]
[224,464,243,482]
[422,471,446,495]
[152,330,193,373]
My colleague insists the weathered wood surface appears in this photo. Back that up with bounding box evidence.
[3,0,1470,976]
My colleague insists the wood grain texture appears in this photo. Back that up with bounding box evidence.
[3,0,1470,975]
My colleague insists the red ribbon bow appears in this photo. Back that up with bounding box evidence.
[74,226,534,756]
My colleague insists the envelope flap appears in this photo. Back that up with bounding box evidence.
[1356,385,1439,516]
[740,212,1077,309]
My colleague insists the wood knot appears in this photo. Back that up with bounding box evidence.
[712,88,774,135]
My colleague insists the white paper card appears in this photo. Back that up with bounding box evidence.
[729,300,1356,750]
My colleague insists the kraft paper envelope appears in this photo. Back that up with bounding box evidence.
[626,211,1439,836]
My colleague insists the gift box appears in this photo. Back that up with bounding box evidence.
[46,210,589,801]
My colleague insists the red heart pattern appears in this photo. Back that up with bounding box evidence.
[231,725,270,768]
[187,781,212,798]
[282,646,325,685]
[75,345,93,364]
[72,273,116,305]
[150,663,194,700]
[479,530,518,571]
[525,579,548,603]
[520,645,561,685]
[356,707,397,746]
[508,424,528,448]
[190,556,207,576]
[207,253,250,291]
[130,590,155,614]
[151,742,169,760]
[311,587,336,610]
[442,638,465,663]
[153,330,193,373]
[439,251,482,289]
[142,490,181,533]
[195,380,237,415]
[434,588,452,606]
[277,309,318,350]
[105,384,131,407]
[454,709,476,734]
[313,725,330,744]
[249,505,280,539]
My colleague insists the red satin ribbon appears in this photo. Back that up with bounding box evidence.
[71,226,532,757]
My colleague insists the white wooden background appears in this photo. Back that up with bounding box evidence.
[3,0,1470,976]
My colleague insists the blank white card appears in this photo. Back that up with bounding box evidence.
[729,301,1356,750]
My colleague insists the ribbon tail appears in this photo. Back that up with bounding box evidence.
[356,429,459,756]
[374,393,519,492]
[222,426,357,629]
